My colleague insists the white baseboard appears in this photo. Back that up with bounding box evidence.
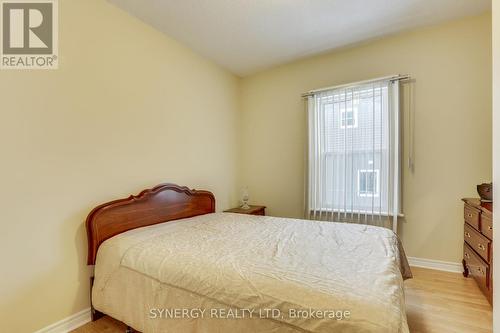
[408,256,463,273]
[34,308,91,333]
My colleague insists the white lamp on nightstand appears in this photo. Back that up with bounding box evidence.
[241,186,250,210]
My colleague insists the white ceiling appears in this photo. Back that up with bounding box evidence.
[108,0,490,76]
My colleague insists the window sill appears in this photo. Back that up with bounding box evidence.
[309,209,404,218]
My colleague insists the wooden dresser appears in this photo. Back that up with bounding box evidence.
[462,198,493,304]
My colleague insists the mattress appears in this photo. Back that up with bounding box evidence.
[92,212,411,333]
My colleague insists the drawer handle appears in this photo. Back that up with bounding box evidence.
[467,213,473,218]
[465,253,470,259]
[478,244,486,251]
[477,267,484,274]
[488,226,492,231]
[465,232,471,238]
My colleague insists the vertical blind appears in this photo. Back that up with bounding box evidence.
[306,79,401,232]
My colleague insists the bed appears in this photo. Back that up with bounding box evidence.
[86,183,412,333]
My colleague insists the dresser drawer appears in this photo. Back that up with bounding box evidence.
[481,214,493,240]
[464,205,480,230]
[464,223,491,263]
[464,243,490,290]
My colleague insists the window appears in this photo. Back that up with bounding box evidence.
[307,79,402,224]
[358,170,379,197]
[340,107,357,128]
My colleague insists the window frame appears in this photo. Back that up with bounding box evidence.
[340,107,358,129]
[357,169,380,197]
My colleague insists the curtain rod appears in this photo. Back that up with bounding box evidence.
[301,74,410,98]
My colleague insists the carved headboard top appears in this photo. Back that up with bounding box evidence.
[86,183,215,264]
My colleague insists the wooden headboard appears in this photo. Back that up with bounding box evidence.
[86,183,215,265]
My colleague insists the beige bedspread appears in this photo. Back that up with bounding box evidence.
[93,213,411,333]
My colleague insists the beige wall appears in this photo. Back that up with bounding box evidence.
[240,13,492,263]
[492,0,499,329]
[0,1,240,332]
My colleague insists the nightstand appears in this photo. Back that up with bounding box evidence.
[224,205,266,216]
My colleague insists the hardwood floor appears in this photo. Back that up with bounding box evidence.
[73,316,127,333]
[405,267,492,333]
[73,267,492,333]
